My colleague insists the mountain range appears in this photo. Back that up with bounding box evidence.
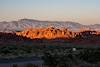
[0,19,100,33]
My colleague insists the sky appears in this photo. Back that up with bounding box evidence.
[0,0,100,24]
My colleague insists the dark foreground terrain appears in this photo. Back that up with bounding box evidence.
[0,27,100,67]
[0,45,100,67]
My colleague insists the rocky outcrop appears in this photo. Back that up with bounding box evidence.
[16,27,100,40]
[0,27,99,45]
[16,27,76,39]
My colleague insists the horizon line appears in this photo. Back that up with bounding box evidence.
[0,18,100,25]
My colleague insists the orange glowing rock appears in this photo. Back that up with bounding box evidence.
[16,27,100,42]
[16,27,74,39]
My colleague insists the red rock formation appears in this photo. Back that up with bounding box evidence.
[0,27,99,45]
[16,27,100,45]
[16,27,75,39]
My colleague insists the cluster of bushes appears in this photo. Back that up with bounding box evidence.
[0,45,43,59]
[0,45,100,67]
[12,63,38,67]
[42,48,100,67]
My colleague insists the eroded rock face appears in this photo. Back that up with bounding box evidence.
[0,27,99,45]
[16,27,75,39]
[16,27,100,44]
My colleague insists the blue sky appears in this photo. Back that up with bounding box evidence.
[0,0,100,24]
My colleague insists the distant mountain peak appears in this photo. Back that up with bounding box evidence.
[0,19,100,33]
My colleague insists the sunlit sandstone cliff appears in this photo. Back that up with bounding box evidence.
[16,27,76,39]
[16,27,100,40]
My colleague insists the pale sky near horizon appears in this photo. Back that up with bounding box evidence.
[0,0,100,24]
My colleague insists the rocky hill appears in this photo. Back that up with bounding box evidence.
[16,27,75,39]
[0,27,99,45]
[16,27,100,41]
